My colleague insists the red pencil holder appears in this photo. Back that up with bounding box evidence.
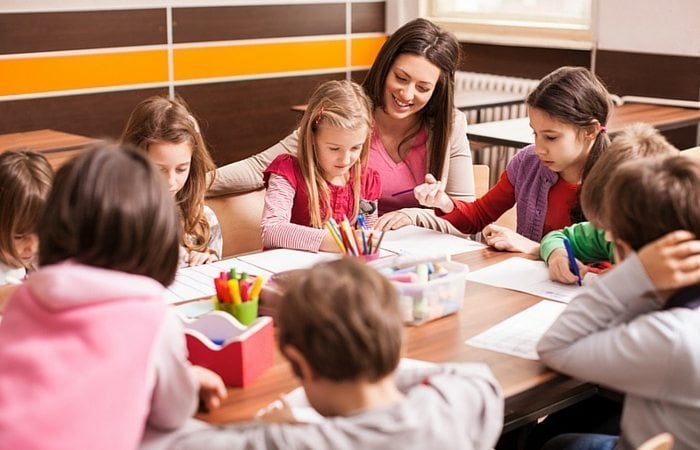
[182,312,274,387]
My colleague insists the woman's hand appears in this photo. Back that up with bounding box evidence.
[375,211,412,231]
[413,174,454,213]
[547,248,589,284]
[637,230,700,290]
[482,224,540,255]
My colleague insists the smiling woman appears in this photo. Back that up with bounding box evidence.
[210,18,476,235]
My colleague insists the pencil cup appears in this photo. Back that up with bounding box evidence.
[358,252,380,262]
[233,299,259,326]
[213,296,233,315]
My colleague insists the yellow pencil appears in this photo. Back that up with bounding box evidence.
[325,221,346,254]
[249,276,265,301]
[228,278,242,304]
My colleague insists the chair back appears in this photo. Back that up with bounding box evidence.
[205,189,265,257]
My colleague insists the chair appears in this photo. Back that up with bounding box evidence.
[473,163,517,231]
[205,188,265,258]
[637,432,674,450]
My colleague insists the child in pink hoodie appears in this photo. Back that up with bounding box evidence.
[0,143,226,449]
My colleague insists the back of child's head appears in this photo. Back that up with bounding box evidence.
[0,150,52,268]
[277,258,402,382]
[120,95,216,251]
[39,143,181,286]
[298,80,373,227]
[527,66,612,181]
[603,155,700,251]
[581,123,679,227]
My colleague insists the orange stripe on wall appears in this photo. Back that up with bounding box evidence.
[0,51,168,96]
[351,36,386,67]
[174,40,346,80]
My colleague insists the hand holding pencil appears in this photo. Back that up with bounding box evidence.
[413,174,454,213]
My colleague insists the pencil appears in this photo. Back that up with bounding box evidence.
[373,230,386,254]
[391,187,414,197]
[325,222,346,254]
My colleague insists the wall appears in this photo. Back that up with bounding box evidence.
[404,0,699,147]
[0,1,386,165]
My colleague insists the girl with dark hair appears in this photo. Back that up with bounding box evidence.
[415,66,611,255]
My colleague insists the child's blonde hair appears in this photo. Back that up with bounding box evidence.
[120,95,217,254]
[581,123,678,228]
[0,150,52,269]
[297,80,373,228]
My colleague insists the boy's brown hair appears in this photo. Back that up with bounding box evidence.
[39,143,181,286]
[277,258,403,382]
[581,123,678,228]
[0,150,52,268]
[604,155,700,251]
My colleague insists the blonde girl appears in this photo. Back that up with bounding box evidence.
[121,96,222,266]
[0,150,52,310]
[261,80,380,252]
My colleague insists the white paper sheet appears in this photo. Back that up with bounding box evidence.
[235,248,341,274]
[164,258,272,304]
[379,225,485,257]
[466,300,567,360]
[465,256,595,303]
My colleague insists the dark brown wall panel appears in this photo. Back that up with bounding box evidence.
[176,74,346,166]
[596,50,700,101]
[173,4,345,43]
[352,2,385,33]
[661,126,698,151]
[458,43,590,80]
[351,70,370,84]
[0,88,168,140]
[0,10,166,54]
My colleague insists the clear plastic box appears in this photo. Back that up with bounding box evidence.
[371,257,469,325]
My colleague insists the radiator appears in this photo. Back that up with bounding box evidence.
[455,71,539,185]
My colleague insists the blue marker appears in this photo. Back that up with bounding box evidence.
[563,238,582,286]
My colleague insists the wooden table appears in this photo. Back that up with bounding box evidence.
[196,249,595,433]
[292,90,524,122]
[0,129,99,169]
[467,102,700,148]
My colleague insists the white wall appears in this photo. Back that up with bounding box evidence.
[596,0,700,57]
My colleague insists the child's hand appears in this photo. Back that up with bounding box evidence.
[638,230,700,290]
[255,396,298,424]
[547,248,588,284]
[192,366,227,412]
[482,224,540,255]
[375,211,411,231]
[413,174,454,213]
[187,250,218,266]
